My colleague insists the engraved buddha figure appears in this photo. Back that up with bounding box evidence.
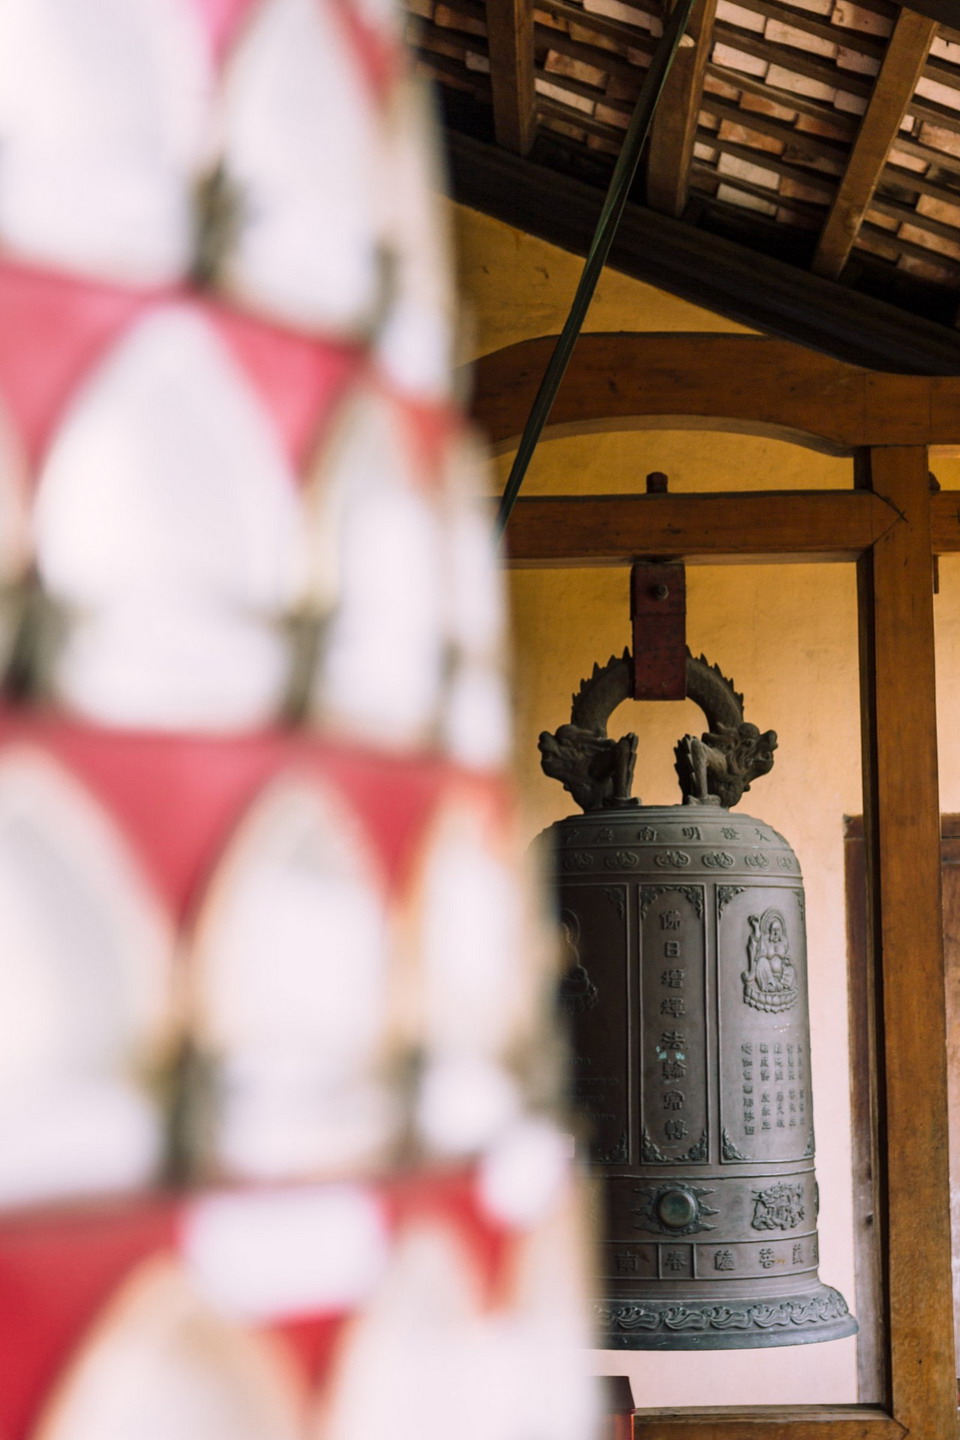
[743,909,797,1013]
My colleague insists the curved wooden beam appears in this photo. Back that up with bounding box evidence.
[470,333,960,454]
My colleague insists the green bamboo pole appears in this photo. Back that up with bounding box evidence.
[495,0,697,537]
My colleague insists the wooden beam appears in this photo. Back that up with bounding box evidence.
[633,1409,905,1440]
[856,447,957,1438]
[930,489,960,553]
[470,333,960,453]
[485,0,536,155]
[443,130,960,375]
[646,0,717,217]
[812,11,938,280]
[892,0,958,24]
[503,490,899,566]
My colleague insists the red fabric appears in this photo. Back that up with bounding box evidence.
[269,1312,350,1389]
[0,1198,175,1440]
[186,0,262,63]
[328,0,400,100]
[0,262,158,469]
[0,716,493,919]
[204,301,362,469]
[387,1170,514,1310]
[0,260,458,492]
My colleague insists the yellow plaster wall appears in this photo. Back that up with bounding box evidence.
[452,201,899,1408]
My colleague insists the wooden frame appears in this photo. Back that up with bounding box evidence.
[471,332,958,1439]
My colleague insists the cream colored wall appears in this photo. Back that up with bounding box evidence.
[453,201,879,1408]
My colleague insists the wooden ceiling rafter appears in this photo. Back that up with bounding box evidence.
[812,11,940,279]
[646,0,717,217]
[486,0,537,153]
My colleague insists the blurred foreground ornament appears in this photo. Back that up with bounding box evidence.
[539,649,857,1349]
[0,0,597,1433]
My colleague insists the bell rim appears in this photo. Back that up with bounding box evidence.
[596,1284,858,1351]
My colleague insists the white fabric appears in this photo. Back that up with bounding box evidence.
[312,388,445,749]
[0,0,211,282]
[35,305,305,730]
[39,1262,303,1440]
[478,1119,571,1230]
[320,1209,598,1440]
[442,658,512,771]
[415,1056,521,1157]
[0,750,172,1204]
[417,804,522,1056]
[183,1187,389,1321]
[376,80,455,398]
[441,436,510,768]
[219,0,386,333]
[193,779,396,1177]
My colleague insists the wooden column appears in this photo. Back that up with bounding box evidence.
[856,446,955,1437]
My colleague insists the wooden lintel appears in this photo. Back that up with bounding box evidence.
[891,0,957,24]
[646,0,717,217]
[485,0,536,155]
[812,11,938,280]
[503,490,899,566]
[471,333,960,453]
[632,1407,905,1440]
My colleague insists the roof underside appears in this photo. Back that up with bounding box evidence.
[407,0,960,370]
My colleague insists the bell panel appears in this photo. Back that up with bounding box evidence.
[560,880,631,1167]
[717,884,813,1165]
[638,884,708,1166]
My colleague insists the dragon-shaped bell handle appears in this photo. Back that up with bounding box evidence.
[538,649,777,813]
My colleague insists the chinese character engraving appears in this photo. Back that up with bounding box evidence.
[663,1090,685,1110]
[660,996,685,1017]
[660,1031,686,1051]
[664,1118,688,1141]
[664,1250,686,1272]
[714,1249,735,1272]
[759,1248,776,1269]
[660,909,681,931]
[752,1182,805,1232]
[661,968,685,988]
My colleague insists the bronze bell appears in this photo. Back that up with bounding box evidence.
[539,649,857,1350]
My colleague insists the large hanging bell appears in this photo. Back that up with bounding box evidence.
[539,649,857,1350]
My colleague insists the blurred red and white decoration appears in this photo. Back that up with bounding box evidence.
[0,2,600,1437]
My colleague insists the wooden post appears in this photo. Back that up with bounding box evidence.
[856,446,956,1437]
